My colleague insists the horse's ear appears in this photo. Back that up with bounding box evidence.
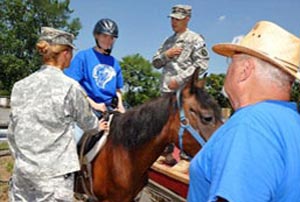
[182,69,196,95]
[182,69,207,96]
[189,69,207,94]
[195,72,207,89]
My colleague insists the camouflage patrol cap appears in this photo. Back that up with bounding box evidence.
[168,4,192,20]
[39,27,76,49]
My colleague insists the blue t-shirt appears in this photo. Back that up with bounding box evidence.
[64,48,123,104]
[188,100,300,202]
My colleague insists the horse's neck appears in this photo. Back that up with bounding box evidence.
[132,124,172,172]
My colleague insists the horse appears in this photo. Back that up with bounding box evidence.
[86,72,223,202]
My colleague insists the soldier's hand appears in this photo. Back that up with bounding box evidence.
[168,79,180,90]
[165,47,183,58]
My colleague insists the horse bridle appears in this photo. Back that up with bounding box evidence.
[176,88,206,154]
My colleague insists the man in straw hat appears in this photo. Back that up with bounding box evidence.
[188,21,300,202]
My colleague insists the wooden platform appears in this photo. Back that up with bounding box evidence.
[148,147,190,199]
[151,156,189,184]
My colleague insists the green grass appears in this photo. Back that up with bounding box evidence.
[5,162,13,173]
[0,142,13,173]
[0,142,9,150]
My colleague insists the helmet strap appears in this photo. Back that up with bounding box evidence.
[95,39,112,55]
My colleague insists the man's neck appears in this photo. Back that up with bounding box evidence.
[234,87,291,110]
[176,28,188,35]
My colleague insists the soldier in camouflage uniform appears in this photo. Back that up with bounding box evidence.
[152,4,209,93]
[7,27,104,202]
[152,5,209,165]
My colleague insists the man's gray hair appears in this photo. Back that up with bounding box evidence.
[240,54,294,88]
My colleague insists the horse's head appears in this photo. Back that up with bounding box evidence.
[172,70,223,156]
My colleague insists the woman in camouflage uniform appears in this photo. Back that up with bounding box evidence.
[7,27,105,202]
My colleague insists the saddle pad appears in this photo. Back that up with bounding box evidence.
[85,114,113,163]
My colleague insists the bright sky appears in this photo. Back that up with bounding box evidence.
[69,0,300,74]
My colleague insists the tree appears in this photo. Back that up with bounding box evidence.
[0,0,81,95]
[291,81,300,110]
[120,54,161,107]
[205,73,231,108]
[205,73,300,110]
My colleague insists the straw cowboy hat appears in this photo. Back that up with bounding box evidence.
[213,21,300,80]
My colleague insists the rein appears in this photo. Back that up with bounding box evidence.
[176,88,206,154]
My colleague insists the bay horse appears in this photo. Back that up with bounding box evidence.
[88,72,223,202]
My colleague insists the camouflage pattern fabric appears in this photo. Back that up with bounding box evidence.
[152,29,209,93]
[169,4,192,20]
[39,27,76,49]
[9,173,74,202]
[7,65,99,200]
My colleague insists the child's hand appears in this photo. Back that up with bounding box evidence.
[98,119,109,132]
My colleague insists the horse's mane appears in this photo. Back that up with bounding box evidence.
[109,94,174,148]
[109,85,222,149]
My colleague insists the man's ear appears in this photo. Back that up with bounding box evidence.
[239,58,254,82]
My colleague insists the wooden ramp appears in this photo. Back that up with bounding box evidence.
[151,155,189,184]
[137,147,190,201]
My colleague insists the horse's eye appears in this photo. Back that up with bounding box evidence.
[189,108,195,113]
[201,116,213,124]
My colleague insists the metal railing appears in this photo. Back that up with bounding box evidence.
[0,129,8,141]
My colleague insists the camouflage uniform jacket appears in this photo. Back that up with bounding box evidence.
[152,29,209,93]
[8,65,98,178]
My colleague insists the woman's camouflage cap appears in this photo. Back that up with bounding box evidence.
[38,27,76,49]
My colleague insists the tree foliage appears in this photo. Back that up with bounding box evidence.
[0,0,81,95]
[291,81,300,110]
[120,54,161,107]
[205,73,231,108]
[205,73,300,110]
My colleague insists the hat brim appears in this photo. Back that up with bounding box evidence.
[212,43,299,80]
[66,43,77,50]
[168,13,186,20]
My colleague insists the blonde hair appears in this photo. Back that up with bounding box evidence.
[36,40,69,63]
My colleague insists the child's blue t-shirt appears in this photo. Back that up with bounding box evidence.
[188,100,300,202]
[64,48,123,104]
